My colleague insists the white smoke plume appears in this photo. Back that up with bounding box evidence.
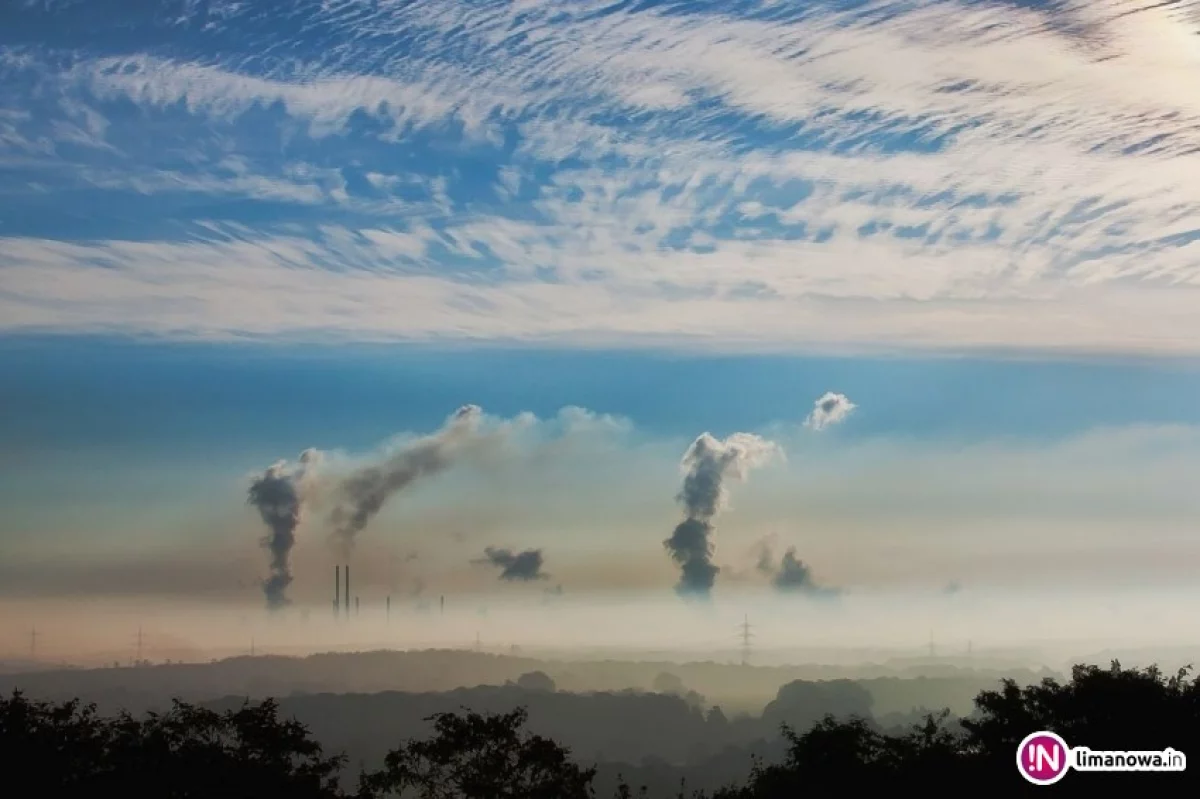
[665,432,782,598]
[804,392,856,431]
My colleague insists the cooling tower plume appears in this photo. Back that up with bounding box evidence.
[247,448,321,610]
[329,404,484,557]
[804,392,856,431]
[478,547,548,581]
[665,432,780,598]
[757,542,839,598]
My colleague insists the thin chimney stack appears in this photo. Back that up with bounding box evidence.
[344,565,350,620]
[334,565,341,617]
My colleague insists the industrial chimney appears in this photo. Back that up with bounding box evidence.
[344,565,350,620]
[334,565,341,618]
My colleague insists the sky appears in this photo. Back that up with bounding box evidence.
[2,0,1200,657]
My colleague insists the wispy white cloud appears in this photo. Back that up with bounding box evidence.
[78,55,477,138]
[4,223,1200,354]
[1,0,1198,352]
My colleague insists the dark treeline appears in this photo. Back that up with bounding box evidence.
[4,661,1198,796]
[202,675,882,763]
[197,673,951,795]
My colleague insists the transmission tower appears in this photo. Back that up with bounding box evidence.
[737,615,754,667]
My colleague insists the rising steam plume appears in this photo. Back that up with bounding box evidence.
[247,449,321,610]
[804,392,856,431]
[665,433,780,598]
[479,547,548,581]
[329,405,485,557]
[757,542,839,598]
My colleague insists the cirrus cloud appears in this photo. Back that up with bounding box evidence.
[0,0,1197,355]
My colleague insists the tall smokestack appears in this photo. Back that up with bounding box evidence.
[344,565,350,620]
[440,595,445,615]
[355,596,360,615]
[386,595,391,622]
[334,564,341,617]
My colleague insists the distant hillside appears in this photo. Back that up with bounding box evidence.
[0,647,1054,717]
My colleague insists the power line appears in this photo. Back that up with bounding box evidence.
[737,615,754,667]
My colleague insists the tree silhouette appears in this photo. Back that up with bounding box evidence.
[713,660,1200,795]
[358,707,596,799]
[706,709,967,796]
[0,691,348,798]
[514,671,557,693]
[961,660,1200,785]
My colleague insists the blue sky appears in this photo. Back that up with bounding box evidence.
[4,337,1200,462]
[2,0,1200,610]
